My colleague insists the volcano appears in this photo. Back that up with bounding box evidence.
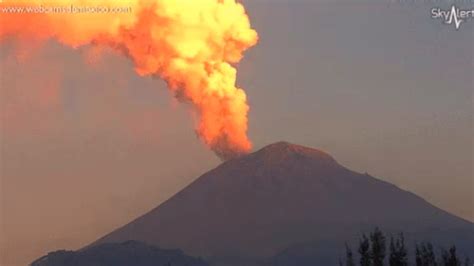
[91,142,474,265]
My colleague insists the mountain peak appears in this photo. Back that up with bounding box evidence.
[251,141,336,164]
[91,141,474,265]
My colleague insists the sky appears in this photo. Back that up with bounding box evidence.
[1,1,473,266]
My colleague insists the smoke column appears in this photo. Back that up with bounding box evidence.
[0,0,258,160]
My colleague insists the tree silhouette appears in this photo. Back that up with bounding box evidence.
[370,228,386,266]
[345,229,470,266]
[346,243,355,266]
[416,243,422,266]
[416,242,437,266]
[441,246,461,266]
[358,234,371,266]
[389,233,408,266]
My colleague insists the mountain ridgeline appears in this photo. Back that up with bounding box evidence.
[90,142,473,265]
[35,142,474,265]
[30,241,209,266]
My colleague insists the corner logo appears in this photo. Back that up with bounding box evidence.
[431,5,474,30]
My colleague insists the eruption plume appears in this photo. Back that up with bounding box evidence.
[0,0,258,160]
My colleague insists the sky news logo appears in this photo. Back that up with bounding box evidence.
[431,5,474,29]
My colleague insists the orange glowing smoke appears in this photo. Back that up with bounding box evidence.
[0,0,258,159]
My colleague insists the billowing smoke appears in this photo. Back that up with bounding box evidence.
[0,0,258,160]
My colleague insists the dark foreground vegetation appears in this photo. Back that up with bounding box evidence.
[341,228,471,266]
[30,228,471,266]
